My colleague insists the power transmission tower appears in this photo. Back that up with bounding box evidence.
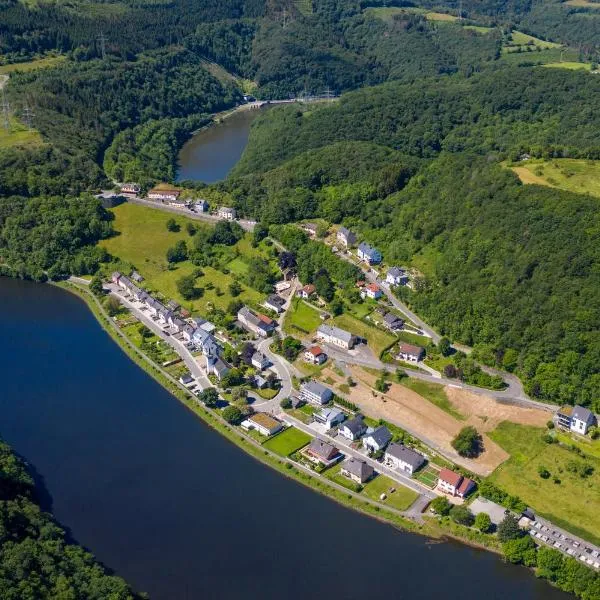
[1,88,10,131]
[282,8,289,29]
[97,31,107,60]
[22,101,34,130]
[458,0,463,21]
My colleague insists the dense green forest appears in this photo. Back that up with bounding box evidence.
[0,437,139,599]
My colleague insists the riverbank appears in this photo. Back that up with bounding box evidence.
[56,280,506,556]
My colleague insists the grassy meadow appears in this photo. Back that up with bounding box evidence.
[489,422,600,545]
[284,297,322,336]
[332,313,396,356]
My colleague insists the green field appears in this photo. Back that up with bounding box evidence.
[284,297,322,335]
[324,464,363,492]
[503,30,561,53]
[401,379,465,421]
[100,203,265,314]
[556,432,600,460]
[362,475,419,510]
[0,116,43,149]
[462,25,495,33]
[0,55,66,74]
[367,6,458,22]
[508,158,600,199]
[489,422,600,544]
[226,257,249,275]
[262,427,312,456]
[543,61,593,71]
[414,465,439,488]
[332,313,396,356]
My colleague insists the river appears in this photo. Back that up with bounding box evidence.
[0,277,569,599]
[176,108,261,183]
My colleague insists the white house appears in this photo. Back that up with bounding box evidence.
[297,284,316,299]
[264,294,286,314]
[362,426,392,453]
[571,406,597,435]
[339,416,367,441]
[437,468,476,498]
[304,345,327,365]
[251,351,270,371]
[337,226,357,248]
[340,457,374,484]
[218,206,236,221]
[300,380,333,405]
[238,306,276,338]
[360,282,382,300]
[384,443,426,475]
[241,413,283,437]
[396,342,425,363]
[182,324,195,342]
[357,242,382,265]
[313,407,346,430]
[120,183,140,195]
[386,267,409,287]
[147,187,182,202]
[316,324,355,350]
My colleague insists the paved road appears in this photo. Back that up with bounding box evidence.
[124,197,257,231]
[282,412,436,500]
[105,283,212,390]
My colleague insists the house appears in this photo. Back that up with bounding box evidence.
[251,351,270,371]
[437,468,476,497]
[313,407,346,430]
[192,329,219,357]
[241,413,283,437]
[182,324,195,342]
[179,373,194,387]
[357,242,382,265]
[191,317,216,334]
[386,267,409,287]
[297,284,316,299]
[208,357,230,381]
[193,199,209,212]
[396,342,425,363]
[217,206,236,221]
[166,299,180,312]
[264,294,286,314]
[571,406,597,435]
[131,271,144,283]
[383,312,404,332]
[169,316,187,332]
[302,438,341,466]
[316,324,355,350]
[339,416,367,441]
[457,476,476,498]
[254,375,269,389]
[112,271,122,285]
[301,223,318,237]
[384,443,426,475]
[337,226,357,248]
[300,380,333,406]
[237,306,276,338]
[555,405,597,435]
[360,282,382,300]
[340,457,374,484]
[120,183,140,195]
[145,297,164,317]
[362,426,392,453]
[304,345,327,365]
[148,187,182,202]
[158,307,173,324]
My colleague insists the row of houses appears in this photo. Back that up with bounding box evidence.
[316,324,356,350]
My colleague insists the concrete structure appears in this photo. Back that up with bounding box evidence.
[242,413,283,437]
[120,183,140,195]
[251,351,270,371]
[179,373,194,386]
[341,457,374,484]
[469,497,508,526]
[316,324,355,350]
[193,199,209,212]
[304,346,327,365]
[297,284,316,299]
[386,267,409,286]
[396,342,425,363]
[300,380,333,406]
[337,226,357,248]
[339,416,367,441]
[362,426,392,453]
[384,443,425,475]
[357,242,382,265]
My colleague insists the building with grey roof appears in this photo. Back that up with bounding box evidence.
[316,324,355,350]
[300,380,333,405]
[341,457,374,484]
[357,242,382,265]
[384,443,426,475]
[339,416,367,441]
[362,426,392,453]
[337,226,357,247]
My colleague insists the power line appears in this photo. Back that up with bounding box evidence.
[97,31,107,60]
[22,101,34,130]
[1,88,10,131]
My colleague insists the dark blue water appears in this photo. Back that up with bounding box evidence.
[0,278,568,599]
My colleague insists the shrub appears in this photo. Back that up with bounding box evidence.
[474,512,492,533]
[429,496,451,516]
[451,426,483,458]
[538,466,551,479]
[449,504,474,527]
[497,513,523,543]
[280,397,292,409]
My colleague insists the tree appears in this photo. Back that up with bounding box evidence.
[221,368,244,388]
[502,536,537,566]
[451,426,483,458]
[210,221,243,246]
[375,376,389,393]
[104,295,121,316]
[429,495,451,516]
[280,397,292,409]
[138,324,152,338]
[438,337,452,357]
[443,364,458,378]
[314,271,334,302]
[231,387,248,405]
[227,299,244,316]
[222,405,242,424]
[166,240,188,263]
[278,251,296,270]
[474,512,492,533]
[89,275,104,296]
[166,218,180,232]
[497,513,523,543]
[449,504,474,526]
[330,298,344,316]
[199,388,219,408]
[538,465,551,479]
[229,280,242,297]
[186,222,197,236]
[316,222,329,238]
[252,222,269,246]
[176,274,202,300]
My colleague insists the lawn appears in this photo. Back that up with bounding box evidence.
[367,6,458,22]
[489,422,600,545]
[227,257,249,275]
[556,432,600,460]
[565,0,600,7]
[0,117,43,149]
[424,355,454,373]
[507,158,600,199]
[543,61,593,71]
[462,25,495,33]
[503,30,561,53]
[0,55,66,74]
[362,475,419,510]
[414,465,440,489]
[332,313,395,356]
[401,379,465,421]
[284,298,322,335]
[100,203,265,314]
[324,464,363,492]
[262,427,312,456]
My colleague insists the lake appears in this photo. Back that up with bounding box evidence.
[0,278,569,600]
[176,108,261,183]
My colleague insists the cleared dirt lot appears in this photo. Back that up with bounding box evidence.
[321,365,548,476]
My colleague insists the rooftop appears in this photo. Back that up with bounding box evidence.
[573,405,595,422]
[306,438,339,460]
[398,342,424,355]
[317,324,354,344]
[249,413,281,430]
[439,468,462,487]
[307,345,324,357]
[342,457,373,480]
[385,443,425,469]
[301,380,333,399]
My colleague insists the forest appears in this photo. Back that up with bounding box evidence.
[0,437,139,599]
